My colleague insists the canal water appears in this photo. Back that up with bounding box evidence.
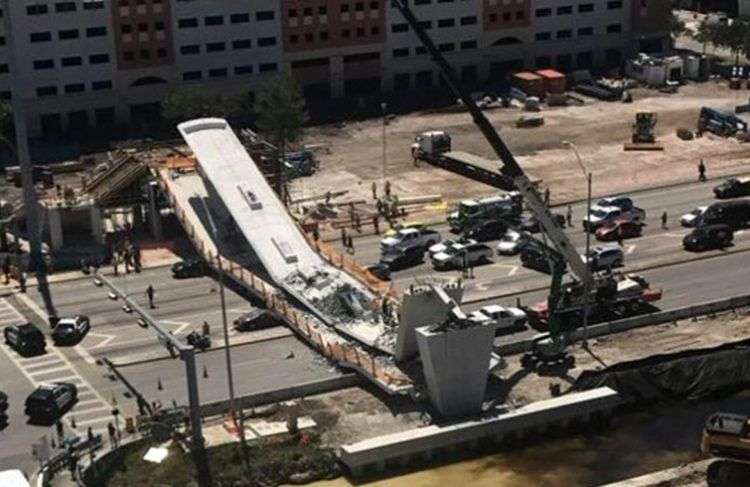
[314,392,750,487]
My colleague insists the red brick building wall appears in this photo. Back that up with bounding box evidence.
[282,0,385,53]
[483,0,531,31]
[112,0,174,70]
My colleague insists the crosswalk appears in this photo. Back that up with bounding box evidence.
[0,298,114,434]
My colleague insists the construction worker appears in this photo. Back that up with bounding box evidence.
[2,256,10,285]
[354,212,361,232]
[371,181,377,200]
[202,321,210,337]
[340,228,347,247]
[107,422,117,448]
[347,235,355,254]
[312,226,320,242]
[385,180,391,197]
[133,245,142,272]
[544,188,551,206]
[698,159,707,182]
[661,211,668,230]
[146,284,155,309]
[566,204,573,228]
[19,271,26,293]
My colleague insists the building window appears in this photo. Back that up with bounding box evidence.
[578,3,594,12]
[257,37,276,47]
[290,34,299,44]
[535,8,551,17]
[178,18,198,28]
[183,71,202,81]
[392,48,409,58]
[180,45,200,55]
[33,59,55,70]
[535,32,551,41]
[36,86,58,97]
[415,46,427,55]
[231,13,250,23]
[232,39,252,50]
[65,83,86,93]
[61,56,82,67]
[256,11,274,21]
[55,2,76,13]
[121,25,132,34]
[607,23,622,33]
[27,4,49,15]
[438,18,454,28]
[556,6,573,14]
[123,52,134,61]
[30,32,52,43]
[341,29,350,38]
[58,29,79,40]
[155,21,165,31]
[208,68,228,78]
[206,42,226,52]
[139,49,151,59]
[205,15,224,26]
[460,40,477,50]
[157,48,167,58]
[578,27,593,36]
[259,63,277,72]
[89,54,110,64]
[557,29,572,39]
[320,31,329,40]
[94,107,115,125]
[83,0,105,10]
[91,80,113,91]
[234,65,253,75]
[0,64,7,74]
[86,27,107,37]
[392,23,408,33]
[607,0,623,9]
[460,16,477,25]
[438,43,455,52]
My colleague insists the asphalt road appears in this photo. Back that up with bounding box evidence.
[341,178,749,301]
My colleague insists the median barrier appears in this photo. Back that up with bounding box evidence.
[495,292,750,356]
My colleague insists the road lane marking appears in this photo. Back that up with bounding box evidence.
[626,245,637,255]
[162,319,192,335]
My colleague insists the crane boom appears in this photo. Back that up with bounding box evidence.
[391,0,593,289]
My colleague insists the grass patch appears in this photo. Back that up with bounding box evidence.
[99,434,340,487]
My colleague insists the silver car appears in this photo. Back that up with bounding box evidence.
[580,245,624,271]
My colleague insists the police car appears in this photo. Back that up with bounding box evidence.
[51,316,90,345]
[24,382,78,419]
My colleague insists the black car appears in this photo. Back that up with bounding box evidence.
[714,178,750,199]
[379,245,425,272]
[4,323,46,356]
[171,259,207,278]
[519,241,567,274]
[51,316,91,345]
[25,382,77,419]
[465,219,508,242]
[367,262,391,281]
[0,390,7,414]
[233,309,282,332]
[683,224,733,252]
[696,200,750,230]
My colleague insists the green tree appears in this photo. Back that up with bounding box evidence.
[692,20,715,54]
[161,88,238,123]
[254,74,306,203]
[711,20,749,65]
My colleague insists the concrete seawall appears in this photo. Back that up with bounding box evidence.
[339,387,621,477]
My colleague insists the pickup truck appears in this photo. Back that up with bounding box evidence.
[380,228,441,254]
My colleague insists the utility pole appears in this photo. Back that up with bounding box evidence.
[1,0,44,273]
[197,196,244,445]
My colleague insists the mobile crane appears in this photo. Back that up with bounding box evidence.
[390,0,660,368]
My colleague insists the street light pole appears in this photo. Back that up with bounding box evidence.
[197,196,244,445]
[1,0,44,273]
[562,141,591,346]
[381,102,387,187]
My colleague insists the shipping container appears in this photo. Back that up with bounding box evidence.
[535,69,567,95]
[511,72,545,98]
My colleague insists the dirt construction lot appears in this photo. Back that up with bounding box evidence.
[294,81,750,207]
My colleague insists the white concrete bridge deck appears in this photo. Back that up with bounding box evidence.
[177,118,394,353]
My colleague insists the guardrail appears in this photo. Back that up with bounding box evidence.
[496,293,750,356]
[156,169,412,394]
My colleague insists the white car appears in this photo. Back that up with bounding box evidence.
[431,242,493,270]
[469,305,527,332]
[428,238,476,257]
[496,230,528,255]
[380,228,441,254]
[681,206,707,227]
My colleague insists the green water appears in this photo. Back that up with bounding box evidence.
[314,393,750,487]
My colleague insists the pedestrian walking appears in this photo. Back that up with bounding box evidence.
[133,245,142,273]
[113,255,119,276]
[544,188,551,206]
[354,212,361,232]
[385,180,391,197]
[202,320,210,336]
[698,158,707,182]
[373,216,380,235]
[661,211,668,230]
[325,191,332,205]
[2,255,10,285]
[146,284,155,309]
[347,235,355,254]
[107,422,116,448]
[340,228,347,247]
[566,204,573,228]
[371,181,377,200]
